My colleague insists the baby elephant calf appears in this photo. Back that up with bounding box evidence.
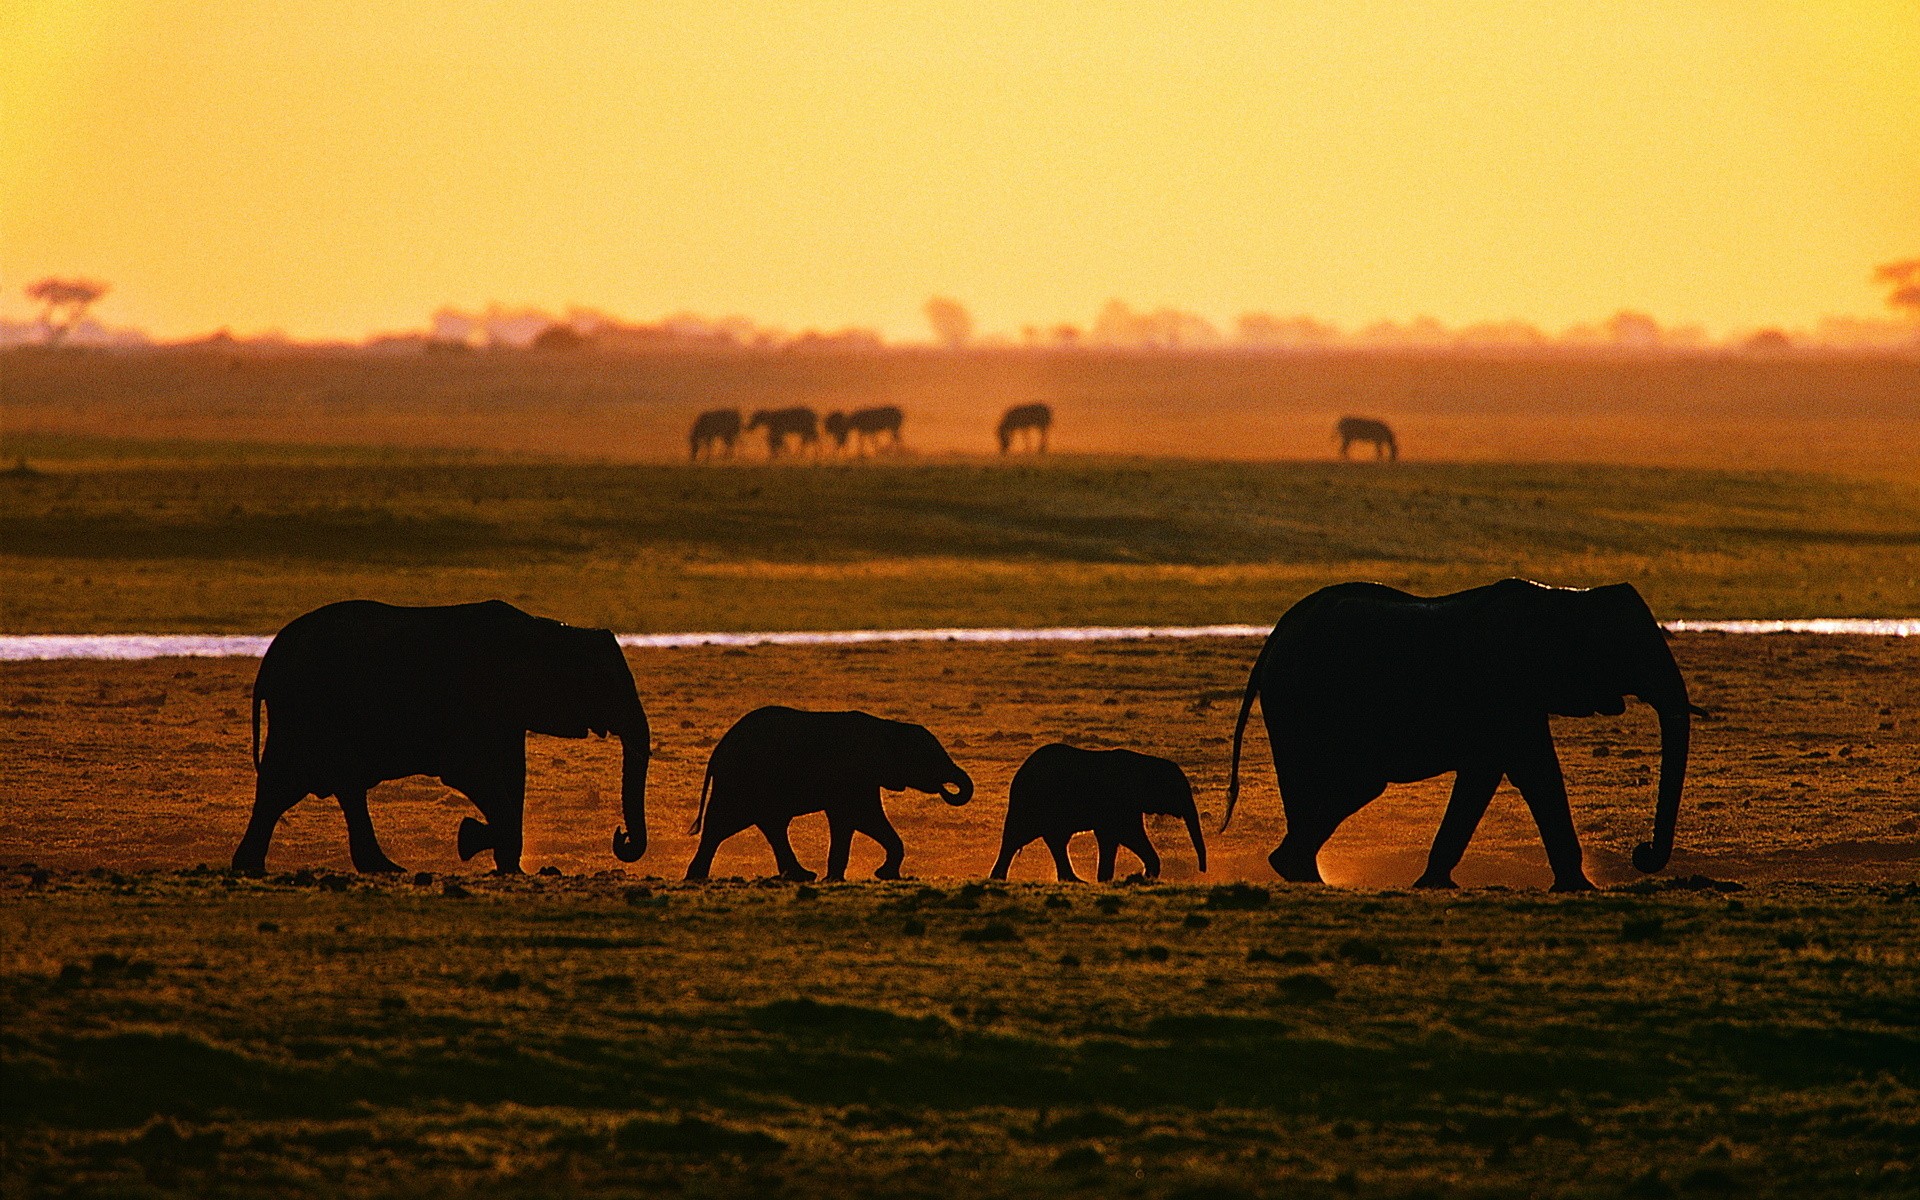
[991,743,1207,882]
[686,706,973,882]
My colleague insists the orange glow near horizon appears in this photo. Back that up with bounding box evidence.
[3,1,1916,341]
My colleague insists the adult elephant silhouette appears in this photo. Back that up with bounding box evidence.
[685,706,972,882]
[991,744,1206,882]
[1225,579,1702,891]
[233,600,650,875]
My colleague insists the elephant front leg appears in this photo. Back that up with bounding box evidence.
[1414,764,1503,888]
[338,786,404,873]
[852,794,907,880]
[1119,817,1160,880]
[446,739,527,874]
[1507,726,1593,892]
[1094,835,1120,883]
[759,820,817,882]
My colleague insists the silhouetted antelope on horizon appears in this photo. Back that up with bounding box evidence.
[747,407,820,458]
[825,406,904,456]
[689,408,743,462]
[1336,416,1398,461]
[998,403,1052,454]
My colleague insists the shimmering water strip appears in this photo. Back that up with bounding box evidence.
[1,618,1913,661]
[615,623,1272,649]
[1662,619,1919,636]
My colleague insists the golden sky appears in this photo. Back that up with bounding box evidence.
[4,1,1916,340]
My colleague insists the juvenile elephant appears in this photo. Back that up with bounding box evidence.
[1225,579,1703,891]
[233,600,650,875]
[684,706,972,882]
[991,743,1207,882]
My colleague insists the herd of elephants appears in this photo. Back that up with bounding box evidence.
[690,403,1402,461]
[233,577,1699,891]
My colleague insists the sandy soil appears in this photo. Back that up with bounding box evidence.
[2,633,1914,888]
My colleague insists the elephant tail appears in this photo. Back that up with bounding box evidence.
[251,690,264,772]
[687,760,715,836]
[1223,636,1270,831]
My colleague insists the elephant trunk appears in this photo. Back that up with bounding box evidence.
[1182,804,1208,874]
[1632,706,1690,874]
[938,770,974,807]
[611,725,650,863]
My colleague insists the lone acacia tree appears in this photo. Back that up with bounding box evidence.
[25,278,109,346]
[924,296,973,349]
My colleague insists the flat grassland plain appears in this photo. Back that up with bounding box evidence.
[3,350,1919,1198]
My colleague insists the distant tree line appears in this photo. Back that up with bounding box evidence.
[8,264,1916,353]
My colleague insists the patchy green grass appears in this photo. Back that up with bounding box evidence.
[3,452,1917,630]
[2,870,1915,1198]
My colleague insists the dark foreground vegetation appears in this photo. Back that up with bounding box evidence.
[4,870,1916,1198]
[3,445,1917,631]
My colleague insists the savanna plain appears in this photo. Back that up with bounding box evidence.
[3,349,1918,1198]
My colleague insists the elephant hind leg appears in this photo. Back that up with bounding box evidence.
[825,810,856,883]
[232,771,306,874]
[1271,778,1381,883]
[338,787,403,874]
[989,833,1028,881]
[684,791,752,881]
[684,830,722,881]
[1121,820,1161,880]
[760,820,816,883]
[1044,834,1081,882]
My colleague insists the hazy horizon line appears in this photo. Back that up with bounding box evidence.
[4,298,1915,355]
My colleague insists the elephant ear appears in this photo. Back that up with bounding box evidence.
[508,619,606,736]
[456,611,551,728]
[881,718,947,791]
[1538,585,1642,717]
[852,715,912,790]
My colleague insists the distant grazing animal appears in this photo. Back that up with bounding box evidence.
[233,600,650,876]
[685,706,973,882]
[824,406,904,456]
[689,408,743,461]
[823,410,851,453]
[998,403,1052,454]
[1225,579,1703,892]
[846,405,904,454]
[1336,416,1397,461]
[747,407,820,458]
[991,744,1206,882]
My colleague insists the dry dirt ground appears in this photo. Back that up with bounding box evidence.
[4,633,1914,889]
